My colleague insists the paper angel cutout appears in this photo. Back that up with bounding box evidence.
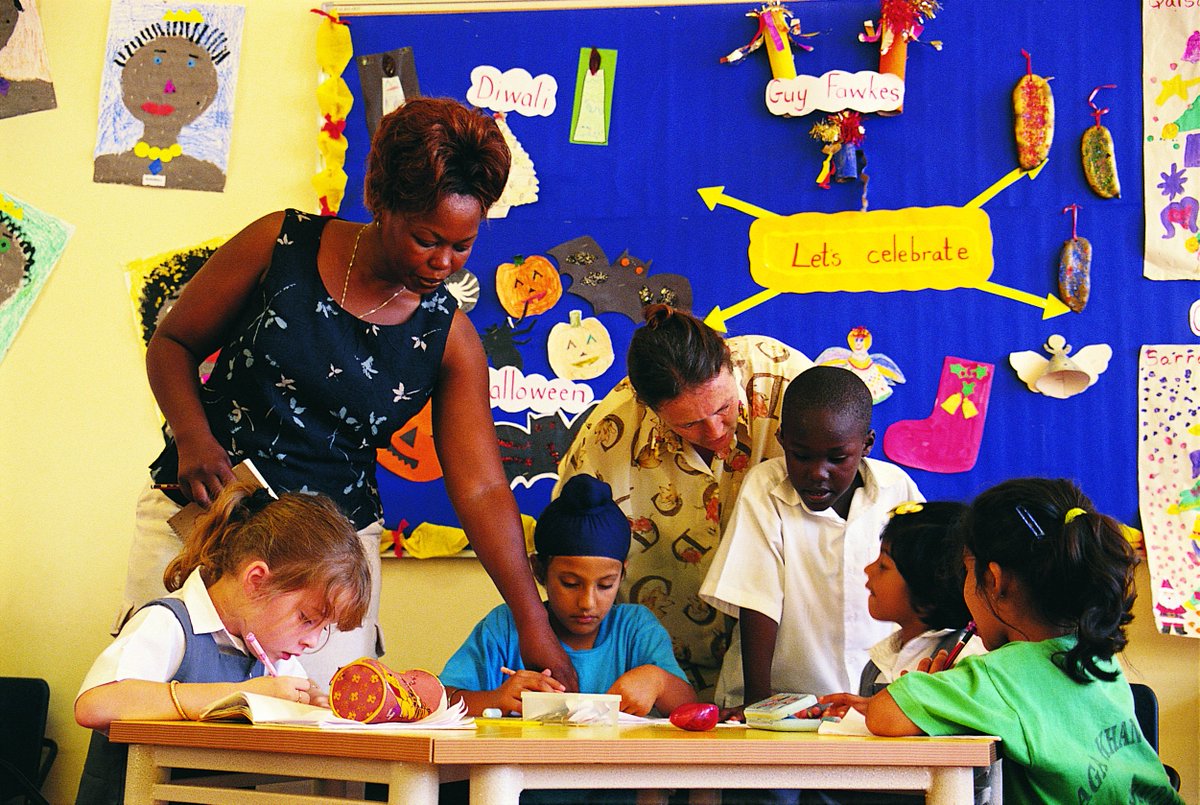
[1009,334,1111,399]
[815,326,905,403]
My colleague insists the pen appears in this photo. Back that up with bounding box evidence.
[244,632,278,677]
[942,621,977,668]
[152,483,182,490]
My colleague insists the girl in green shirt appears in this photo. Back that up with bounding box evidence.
[823,477,1183,805]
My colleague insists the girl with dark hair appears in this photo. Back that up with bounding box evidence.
[855,500,982,696]
[556,304,811,697]
[829,478,1182,805]
[123,97,576,690]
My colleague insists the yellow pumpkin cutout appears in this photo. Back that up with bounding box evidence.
[377,400,443,482]
[547,310,614,381]
[495,254,562,318]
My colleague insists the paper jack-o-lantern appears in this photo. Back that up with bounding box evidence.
[548,310,614,381]
[495,254,562,318]
[377,400,443,482]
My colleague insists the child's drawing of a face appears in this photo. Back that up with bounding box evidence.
[0,217,31,306]
[121,35,218,133]
[0,1,21,53]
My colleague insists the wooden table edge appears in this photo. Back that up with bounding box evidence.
[109,720,438,763]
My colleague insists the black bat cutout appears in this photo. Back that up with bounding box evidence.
[548,235,693,321]
[495,406,597,487]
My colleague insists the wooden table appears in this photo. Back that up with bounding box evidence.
[109,719,1000,805]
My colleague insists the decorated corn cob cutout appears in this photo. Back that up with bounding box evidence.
[1013,49,1054,170]
[1081,84,1120,199]
[720,0,816,81]
[1058,204,1092,313]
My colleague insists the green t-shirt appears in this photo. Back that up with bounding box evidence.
[888,636,1182,805]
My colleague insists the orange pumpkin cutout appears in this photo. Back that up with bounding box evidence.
[377,400,443,482]
[495,254,562,318]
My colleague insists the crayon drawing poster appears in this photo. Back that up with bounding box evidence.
[0,0,57,119]
[93,1,244,193]
[1142,1,1200,279]
[1137,345,1200,637]
[0,191,73,365]
[125,235,226,350]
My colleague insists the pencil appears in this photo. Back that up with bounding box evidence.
[942,621,978,668]
[244,632,278,677]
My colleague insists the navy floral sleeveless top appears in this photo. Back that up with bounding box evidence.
[151,209,455,528]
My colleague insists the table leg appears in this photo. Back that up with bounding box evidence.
[386,763,440,805]
[469,765,524,805]
[988,758,1003,803]
[124,744,167,805]
[926,766,974,805]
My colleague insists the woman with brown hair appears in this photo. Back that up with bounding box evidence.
[555,304,810,697]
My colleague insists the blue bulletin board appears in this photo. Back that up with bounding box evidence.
[330,0,1170,536]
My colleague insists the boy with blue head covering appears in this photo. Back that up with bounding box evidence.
[440,474,696,717]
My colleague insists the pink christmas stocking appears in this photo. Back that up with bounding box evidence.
[883,356,994,474]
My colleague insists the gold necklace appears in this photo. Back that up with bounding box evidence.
[339,221,403,318]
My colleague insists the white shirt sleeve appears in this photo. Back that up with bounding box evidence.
[698,461,787,623]
[77,606,186,700]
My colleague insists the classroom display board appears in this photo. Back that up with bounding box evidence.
[331,0,1198,630]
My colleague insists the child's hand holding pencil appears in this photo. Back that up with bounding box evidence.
[495,666,565,715]
[918,621,977,674]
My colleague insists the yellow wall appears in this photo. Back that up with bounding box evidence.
[0,2,1195,804]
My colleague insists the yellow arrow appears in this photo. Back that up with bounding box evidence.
[697,186,781,219]
[966,160,1048,209]
[976,281,1071,319]
[704,287,783,333]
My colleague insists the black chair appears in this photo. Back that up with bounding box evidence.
[1129,682,1181,793]
[0,677,56,805]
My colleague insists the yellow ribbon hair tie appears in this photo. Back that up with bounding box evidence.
[889,501,924,518]
[1064,507,1087,524]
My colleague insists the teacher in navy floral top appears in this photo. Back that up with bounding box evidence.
[120,97,578,690]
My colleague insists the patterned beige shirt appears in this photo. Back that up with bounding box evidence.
[554,335,812,695]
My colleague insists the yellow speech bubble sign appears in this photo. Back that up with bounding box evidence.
[748,206,994,294]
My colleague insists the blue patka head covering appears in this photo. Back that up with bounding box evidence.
[535,475,631,561]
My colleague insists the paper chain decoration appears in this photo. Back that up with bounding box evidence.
[312,10,352,216]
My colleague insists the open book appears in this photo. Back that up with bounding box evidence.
[197,690,474,730]
[167,459,273,539]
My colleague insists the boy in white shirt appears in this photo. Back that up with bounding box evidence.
[700,366,923,709]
